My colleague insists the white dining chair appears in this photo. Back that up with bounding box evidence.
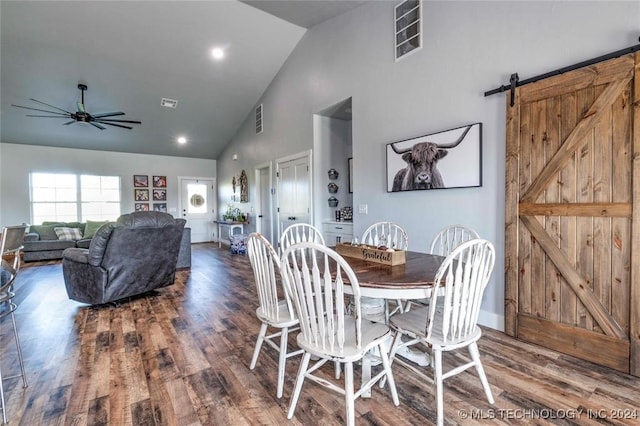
[406,224,480,312]
[0,225,29,424]
[387,239,496,426]
[429,224,479,256]
[247,233,303,398]
[361,222,409,321]
[279,223,325,255]
[281,242,399,426]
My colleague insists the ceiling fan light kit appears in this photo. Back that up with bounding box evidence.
[12,83,141,130]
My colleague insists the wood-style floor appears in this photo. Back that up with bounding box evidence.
[2,243,639,425]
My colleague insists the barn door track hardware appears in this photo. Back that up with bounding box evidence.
[484,37,640,107]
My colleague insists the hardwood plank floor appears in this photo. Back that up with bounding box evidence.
[2,243,638,425]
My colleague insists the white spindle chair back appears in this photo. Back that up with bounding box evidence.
[427,238,495,343]
[280,223,325,254]
[247,233,294,323]
[361,222,408,250]
[281,242,362,353]
[429,224,479,256]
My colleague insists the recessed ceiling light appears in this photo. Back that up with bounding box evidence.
[211,47,225,60]
[177,136,187,144]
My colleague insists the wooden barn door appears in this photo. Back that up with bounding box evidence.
[505,53,640,376]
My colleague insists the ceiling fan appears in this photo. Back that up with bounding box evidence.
[11,83,141,130]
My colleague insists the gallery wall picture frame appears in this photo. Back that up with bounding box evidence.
[348,157,353,193]
[386,122,482,192]
[135,203,150,212]
[153,189,167,201]
[134,175,149,187]
[135,189,150,201]
[153,175,167,188]
[153,203,167,213]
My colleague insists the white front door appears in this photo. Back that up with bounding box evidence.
[276,151,312,250]
[255,162,273,245]
[179,177,216,243]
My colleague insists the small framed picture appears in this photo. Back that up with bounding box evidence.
[135,203,150,211]
[134,175,149,187]
[153,203,167,213]
[134,189,149,201]
[153,189,167,201]
[153,175,167,188]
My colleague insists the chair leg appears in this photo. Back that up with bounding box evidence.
[379,331,402,389]
[378,341,399,406]
[250,322,268,370]
[344,361,355,426]
[11,312,27,388]
[433,349,444,426]
[287,352,311,419]
[469,342,494,404]
[0,360,6,425]
[335,361,341,379]
[276,327,289,399]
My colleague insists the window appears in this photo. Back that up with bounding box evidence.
[30,173,121,224]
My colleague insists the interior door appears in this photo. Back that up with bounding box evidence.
[505,53,640,375]
[179,177,215,243]
[255,163,273,244]
[276,153,311,249]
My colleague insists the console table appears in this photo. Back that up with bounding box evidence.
[214,220,249,248]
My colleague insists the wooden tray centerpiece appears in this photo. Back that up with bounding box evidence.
[335,242,406,266]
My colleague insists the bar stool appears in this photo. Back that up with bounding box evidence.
[0,225,29,424]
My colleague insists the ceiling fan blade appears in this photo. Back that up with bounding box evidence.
[90,122,106,130]
[12,104,70,116]
[29,98,73,114]
[63,120,76,125]
[77,102,86,113]
[26,114,72,118]
[95,121,133,130]
[92,112,125,118]
[96,118,142,124]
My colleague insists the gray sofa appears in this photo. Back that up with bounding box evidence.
[62,211,186,304]
[23,221,92,262]
[23,220,191,268]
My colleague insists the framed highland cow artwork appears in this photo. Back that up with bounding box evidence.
[386,123,482,192]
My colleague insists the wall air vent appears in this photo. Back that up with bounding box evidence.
[161,98,178,108]
[255,103,263,134]
[395,0,422,61]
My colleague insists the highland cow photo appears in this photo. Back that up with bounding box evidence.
[386,123,482,192]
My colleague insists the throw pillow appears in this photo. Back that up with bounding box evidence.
[30,225,60,240]
[54,227,83,241]
[83,220,109,239]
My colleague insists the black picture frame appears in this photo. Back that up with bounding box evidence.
[133,175,148,187]
[153,175,167,188]
[134,189,149,201]
[386,123,482,192]
[152,189,167,201]
[135,203,149,211]
[348,157,353,193]
[153,203,167,213]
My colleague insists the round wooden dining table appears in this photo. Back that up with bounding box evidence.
[339,250,447,299]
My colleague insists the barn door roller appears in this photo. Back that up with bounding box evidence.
[484,37,640,107]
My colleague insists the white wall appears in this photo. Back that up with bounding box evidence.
[0,143,216,227]
[219,1,639,330]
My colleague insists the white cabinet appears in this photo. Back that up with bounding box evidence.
[322,221,353,246]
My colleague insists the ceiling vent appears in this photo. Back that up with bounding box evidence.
[395,0,422,61]
[255,104,263,134]
[161,98,178,108]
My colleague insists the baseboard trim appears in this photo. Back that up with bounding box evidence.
[479,310,504,332]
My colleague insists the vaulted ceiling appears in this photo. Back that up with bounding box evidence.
[0,1,366,159]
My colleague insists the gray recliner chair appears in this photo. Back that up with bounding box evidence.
[62,211,186,304]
